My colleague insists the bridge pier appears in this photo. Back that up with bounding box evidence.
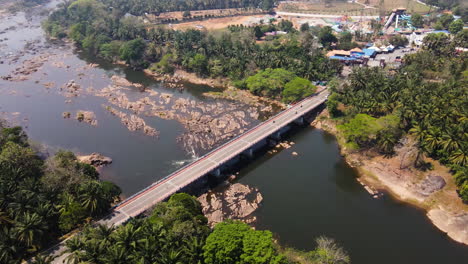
[270,131,282,140]
[242,148,254,158]
[293,116,304,125]
[210,168,221,177]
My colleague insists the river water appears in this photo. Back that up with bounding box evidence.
[0,2,467,263]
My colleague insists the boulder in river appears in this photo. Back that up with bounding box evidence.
[198,183,263,227]
[77,153,112,167]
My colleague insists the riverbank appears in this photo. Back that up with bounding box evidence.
[311,109,468,245]
[143,67,286,109]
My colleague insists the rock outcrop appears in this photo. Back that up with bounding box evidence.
[75,110,97,126]
[416,175,446,197]
[77,153,112,167]
[427,209,468,245]
[104,106,158,137]
[198,183,263,227]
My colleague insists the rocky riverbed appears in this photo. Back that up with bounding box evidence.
[0,33,274,154]
[198,183,263,227]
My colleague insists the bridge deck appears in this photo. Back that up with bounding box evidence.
[101,90,329,226]
[48,90,328,263]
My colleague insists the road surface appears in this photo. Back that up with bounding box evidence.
[48,90,329,263]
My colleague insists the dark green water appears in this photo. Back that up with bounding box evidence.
[237,128,468,263]
[0,2,467,263]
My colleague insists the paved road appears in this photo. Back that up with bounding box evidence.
[49,90,329,263]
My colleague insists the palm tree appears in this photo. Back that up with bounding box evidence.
[64,236,84,264]
[92,224,115,241]
[0,209,13,225]
[100,245,128,264]
[14,212,46,248]
[157,248,183,264]
[440,133,459,153]
[183,236,205,264]
[112,223,143,252]
[0,227,20,264]
[449,149,467,166]
[78,180,108,216]
[32,254,56,264]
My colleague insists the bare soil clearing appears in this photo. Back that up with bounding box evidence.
[169,15,267,31]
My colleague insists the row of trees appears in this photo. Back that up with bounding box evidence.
[327,31,468,201]
[409,12,467,31]
[0,126,121,264]
[63,193,350,264]
[44,0,341,102]
[100,0,274,15]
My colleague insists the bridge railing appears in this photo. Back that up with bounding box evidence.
[113,90,328,210]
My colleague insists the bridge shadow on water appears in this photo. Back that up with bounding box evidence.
[178,104,327,197]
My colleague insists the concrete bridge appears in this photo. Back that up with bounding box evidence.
[49,90,329,263]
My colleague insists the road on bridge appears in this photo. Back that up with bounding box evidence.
[48,90,329,263]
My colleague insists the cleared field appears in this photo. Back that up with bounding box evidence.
[170,15,271,31]
[146,8,263,22]
[358,0,432,14]
[278,0,431,15]
[278,1,373,16]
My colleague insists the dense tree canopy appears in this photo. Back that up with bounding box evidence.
[411,14,424,28]
[64,194,292,264]
[329,35,468,201]
[44,0,341,87]
[63,192,350,264]
[203,221,286,264]
[0,126,120,263]
[101,0,274,15]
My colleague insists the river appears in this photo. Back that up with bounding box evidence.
[0,2,467,263]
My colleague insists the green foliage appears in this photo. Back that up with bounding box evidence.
[338,114,400,153]
[62,192,349,264]
[245,68,296,98]
[0,126,28,147]
[331,42,468,201]
[97,0,270,15]
[46,1,341,83]
[389,34,409,47]
[278,20,294,33]
[449,19,464,34]
[453,29,468,48]
[42,21,66,39]
[422,33,451,56]
[411,13,424,28]
[69,23,87,45]
[203,221,286,264]
[318,26,337,49]
[67,0,106,22]
[99,41,123,61]
[182,10,191,18]
[150,53,175,74]
[435,14,454,30]
[65,193,209,264]
[0,126,120,262]
[300,22,310,32]
[189,53,208,76]
[337,31,357,50]
[282,77,316,103]
[254,25,263,39]
[120,38,147,67]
